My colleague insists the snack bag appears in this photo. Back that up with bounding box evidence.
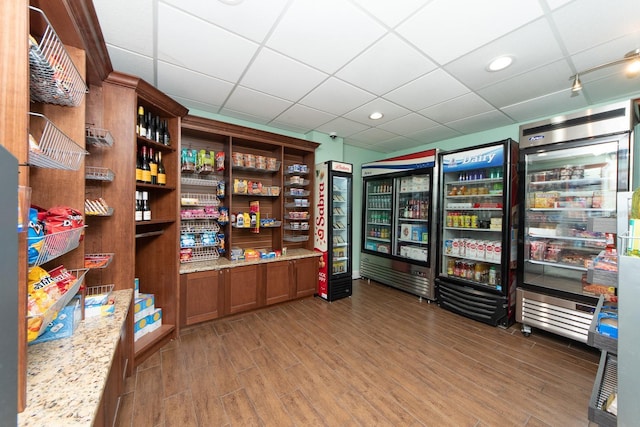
[216,151,225,171]
[45,206,84,234]
[27,208,45,265]
[27,266,61,316]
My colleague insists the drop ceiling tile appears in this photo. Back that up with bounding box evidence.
[405,125,461,145]
[501,89,589,124]
[171,96,219,116]
[105,45,155,84]
[271,104,337,132]
[368,136,424,153]
[384,68,469,111]
[545,0,574,10]
[300,78,376,116]
[266,0,386,74]
[570,35,640,72]
[157,2,259,82]
[445,110,515,134]
[396,0,544,65]
[343,98,412,126]
[348,127,400,144]
[336,33,436,95]
[552,0,640,54]
[350,0,427,28]
[94,0,154,56]
[161,0,289,43]
[212,107,272,126]
[314,117,370,138]
[476,60,574,108]
[378,113,438,134]
[444,19,564,91]
[240,48,328,101]
[419,93,494,123]
[221,86,292,122]
[157,61,234,108]
[576,74,640,105]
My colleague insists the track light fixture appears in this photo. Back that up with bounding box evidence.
[570,48,640,92]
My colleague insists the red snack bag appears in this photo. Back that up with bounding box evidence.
[48,265,78,294]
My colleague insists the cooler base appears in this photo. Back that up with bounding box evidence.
[319,279,352,302]
[516,288,595,343]
[360,253,434,300]
[436,279,510,327]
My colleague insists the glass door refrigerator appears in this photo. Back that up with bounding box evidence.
[360,149,438,300]
[314,161,353,301]
[517,101,634,343]
[436,139,519,327]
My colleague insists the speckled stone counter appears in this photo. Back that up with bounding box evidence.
[18,289,132,427]
[179,248,321,274]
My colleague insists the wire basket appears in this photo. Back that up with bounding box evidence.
[84,253,114,269]
[28,7,87,107]
[181,220,221,234]
[86,166,115,181]
[28,226,85,267]
[181,193,220,207]
[180,246,220,263]
[85,127,114,148]
[181,175,219,187]
[27,268,87,342]
[29,112,88,170]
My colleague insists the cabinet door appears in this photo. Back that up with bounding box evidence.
[266,261,293,305]
[227,265,260,314]
[294,257,319,298]
[181,270,224,325]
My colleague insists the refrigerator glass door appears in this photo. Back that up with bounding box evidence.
[441,158,506,291]
[331,175,350,277]
[394,174,430,263]
[363,178,392,255]
[523,140,618,296]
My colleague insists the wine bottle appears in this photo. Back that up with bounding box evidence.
[141,145,151,184]
[149,147,158,185]
[154,116,161,143]
[142,191,151,221]
[137,106,145,136]
[163,120,171,146]
[146,112,153,140]
[135,191,143,222]
[157,151,166,186]
[136,146,143,182]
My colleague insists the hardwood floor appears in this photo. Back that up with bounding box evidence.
[115,279,600,427]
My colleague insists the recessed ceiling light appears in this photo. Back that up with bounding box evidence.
[369,112,384,120]
[218,0,244,5]
[487,55,513,72]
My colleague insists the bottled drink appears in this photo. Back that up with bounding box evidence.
[136,146,143,182]
[447,259,454,275]
[163,120,171,146]
[488,266,497,285]
[157,151,166,186]
[140,145,151,184]
[135,191,143,222]
[137,106,145,136]
[142,191,151,221]
[153,116,161,142]
[149,147,157,185]
[146,112,153,140]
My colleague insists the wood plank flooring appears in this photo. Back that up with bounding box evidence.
[115,279,600,427]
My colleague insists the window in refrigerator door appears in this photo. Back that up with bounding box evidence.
[523,141,619,297]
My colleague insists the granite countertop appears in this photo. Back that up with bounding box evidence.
[180,248,321,274]
[18,289,132,427]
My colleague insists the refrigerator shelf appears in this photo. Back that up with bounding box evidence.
[444,254,501,265]
[446,177,503,185]
[445,193,503,199]
[528,208,616,212]
[444,227,501,232]
[366,236,390,243]
[527,259,588,271]
[528,234,607,243]
[398,238,428,245]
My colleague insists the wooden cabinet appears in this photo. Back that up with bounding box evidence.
[293,256,319,298]
[180,269,224,326]
[265,260,293,305]
[226,264,261,314]
[101,72,187,369]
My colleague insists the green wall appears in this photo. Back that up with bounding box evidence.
[189,96,639,278]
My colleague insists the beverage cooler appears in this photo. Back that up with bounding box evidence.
[314,161,353,301]
[360,150,438,300]
[517,101,634,343]
[436,139,519,327]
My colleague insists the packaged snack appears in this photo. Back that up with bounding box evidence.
[218,206,229,225]
[216,151,225,171]
[180,233,196,248]
[28,208,44,264]
[47,265,78,294]
[217,180,225,198]
[27,266,61,316]
[217,233,225,254]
